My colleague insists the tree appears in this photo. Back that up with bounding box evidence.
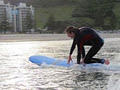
[0,12,12,34]
[72,0,117,30]
[44,14,56,33]
[23,11,36,33]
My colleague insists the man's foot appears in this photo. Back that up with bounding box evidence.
[104,60,110,65]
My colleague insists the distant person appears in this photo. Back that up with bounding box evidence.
[65,26,110,65]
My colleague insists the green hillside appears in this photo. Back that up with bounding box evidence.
[35,5,76,28]
[35,2,120,29]
[5,0,120,30]
[114,3,120,19]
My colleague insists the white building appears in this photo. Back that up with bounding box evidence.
[0,0,34,32]
[13,3,34,32]
[0,0,13,23]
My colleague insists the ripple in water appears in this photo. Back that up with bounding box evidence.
[0,38,120,90]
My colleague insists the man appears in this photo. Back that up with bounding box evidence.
[65,26,109,65]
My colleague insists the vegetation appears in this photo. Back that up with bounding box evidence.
[4,0,120,33]
[72,0,117,30]
[0,13,12,33]
[23,11,36,33]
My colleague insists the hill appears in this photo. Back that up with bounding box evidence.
[4,0,120,29]
[4,0,77,28]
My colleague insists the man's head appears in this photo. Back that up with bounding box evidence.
[65,26,76,38]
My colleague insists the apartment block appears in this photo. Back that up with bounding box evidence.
[0,0,34,32]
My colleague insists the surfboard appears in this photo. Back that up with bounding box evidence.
[29,55,105,67]
[29,55,120,72]
[29,55,74,67]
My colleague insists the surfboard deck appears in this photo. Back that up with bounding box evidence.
[29,55,74,67]
[29,55,105,67]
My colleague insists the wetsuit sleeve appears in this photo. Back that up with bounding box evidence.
[82,46,85,58]
[70,38,76,55]
[76,45,85,64]
[77,44,81,64]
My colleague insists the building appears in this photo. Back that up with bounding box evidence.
[0,0,13,23]
[13,3,34,32]
[0,0,34,33]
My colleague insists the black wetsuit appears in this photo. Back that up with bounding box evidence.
[70,27,104,64]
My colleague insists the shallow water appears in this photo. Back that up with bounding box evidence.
[0,38,120,90]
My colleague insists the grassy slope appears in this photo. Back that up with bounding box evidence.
[5,0,120,28]
[35,5,76,28]
[35,2,120,28]
[114,3,120,20]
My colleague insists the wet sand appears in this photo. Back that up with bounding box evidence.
[0,33,120,42]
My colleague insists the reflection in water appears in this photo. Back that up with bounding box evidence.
[76,72,108,81]
[75,72,109,89]
[0,38,120,90]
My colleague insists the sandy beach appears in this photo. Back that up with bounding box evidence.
[0,33,120,42]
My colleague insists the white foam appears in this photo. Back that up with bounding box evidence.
[107,74,120,90]
[69,63,120,73]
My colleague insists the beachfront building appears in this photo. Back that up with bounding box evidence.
[0,0,13,22]
[0,0,13,31]
[0,0,34,33]
[13,3,34,32]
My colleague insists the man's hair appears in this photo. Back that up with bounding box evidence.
[65,26,78,33]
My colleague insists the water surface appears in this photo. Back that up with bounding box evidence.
[0,38,120,90]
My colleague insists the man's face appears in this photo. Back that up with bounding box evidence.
[67,32,75,38]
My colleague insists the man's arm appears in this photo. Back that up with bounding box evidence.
[82,46,85,58]
[70,38,76,55]
[77,44,81,64]
[68,38,76,64]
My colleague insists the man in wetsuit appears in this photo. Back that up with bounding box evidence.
[65,26,109,65]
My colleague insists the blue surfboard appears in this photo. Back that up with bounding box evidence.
[29,55,74,67]
[29,55,120,72]
[29,55,105,67]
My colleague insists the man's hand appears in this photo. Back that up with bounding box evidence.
[80,59,84,64]
[67,55,72,64]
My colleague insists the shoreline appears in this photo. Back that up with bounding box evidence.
[0,34,69,42]
[0,33,120,42]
